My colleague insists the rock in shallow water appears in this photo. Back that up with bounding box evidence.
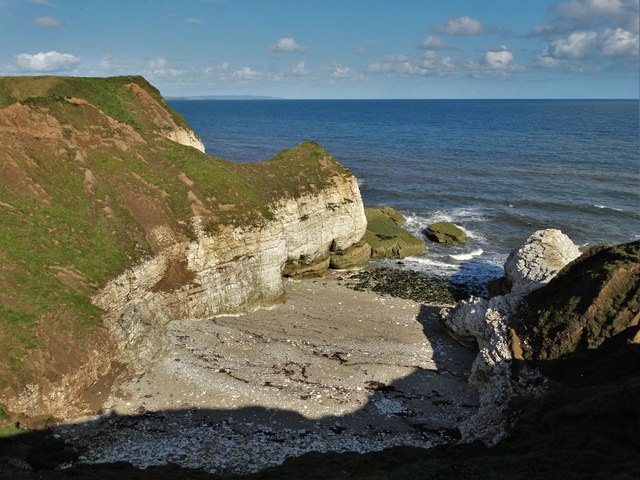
[424,222,467,245]
[364,207,425,259]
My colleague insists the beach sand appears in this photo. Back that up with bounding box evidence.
[59,271,478,474]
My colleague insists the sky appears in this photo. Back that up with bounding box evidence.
[0,0,638,99]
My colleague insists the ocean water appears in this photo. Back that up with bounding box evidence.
[169,99,640,289]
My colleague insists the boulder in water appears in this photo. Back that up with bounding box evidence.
[364,207,425,259]
[424,221,467,244]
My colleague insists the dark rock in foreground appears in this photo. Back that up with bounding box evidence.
[515,240,640,362]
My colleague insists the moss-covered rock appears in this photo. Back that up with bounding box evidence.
[424,222,467,244]
[515,240,640,362]
[329,238,371,270]
[364,207,425,259]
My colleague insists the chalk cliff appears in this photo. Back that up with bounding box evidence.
[440,229,581,445]
[0,76,366,419]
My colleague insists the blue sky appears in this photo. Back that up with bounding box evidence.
[0,0,638,98]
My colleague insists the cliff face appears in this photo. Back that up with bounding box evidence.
[0,76,366,419]
[94,183,366,376]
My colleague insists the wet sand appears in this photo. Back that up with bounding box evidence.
[59,271,477,474]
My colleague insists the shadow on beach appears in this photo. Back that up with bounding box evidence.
[0,303,480,479]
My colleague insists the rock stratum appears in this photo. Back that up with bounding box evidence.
[0,76,367,421]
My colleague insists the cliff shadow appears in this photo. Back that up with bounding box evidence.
[0,302,479,478]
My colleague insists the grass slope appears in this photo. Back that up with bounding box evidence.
[0,76,354,418]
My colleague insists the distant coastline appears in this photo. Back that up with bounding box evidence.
[166,94,283,101]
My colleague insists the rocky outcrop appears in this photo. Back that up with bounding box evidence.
[515,241,640,362]
[440,229,581,445]
[94,182,367,375]
[329,238,371,270]
[364,207,425,259]
[424,222,467,244]
[504,229,581,294]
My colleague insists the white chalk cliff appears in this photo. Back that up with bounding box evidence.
[94,178,367,375]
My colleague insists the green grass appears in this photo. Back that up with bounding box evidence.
[0,75,190,132]
[0,76,357,413]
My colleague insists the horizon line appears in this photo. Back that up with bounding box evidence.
[166,96,638,101]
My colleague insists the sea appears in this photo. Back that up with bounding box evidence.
[168,99,640,291]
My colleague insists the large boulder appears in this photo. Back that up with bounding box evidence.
[424,221,467,244]
[504,229,581,294]
[364,207,425,259]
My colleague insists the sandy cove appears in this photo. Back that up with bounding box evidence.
[58,271,478,474]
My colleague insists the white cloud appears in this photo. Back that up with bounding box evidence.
[367,48,523,78]
[28,0,54,5]
[33,16,61,27]
[325,62,360,79]
[287,60,309,76]
[270,37,306,53]
[485,47,514,69]
[204,62,230,74]
[555,0,626,19]
[233,66,261,80]
[536,26,638,68]
[549,30,599,57]
[531,0,639,35]
[438,16,484,36]
[16,51,79,72]
[146,57,168,70]
[367,51,456,77]
[418,35,450,50]
[601,27,640,55]
[185,18,202,25]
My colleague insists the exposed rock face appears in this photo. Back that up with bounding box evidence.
[516,241,640,362]
[94,183,367,375]
[440,229,581,445]
[425,222,467,244]
[165,127,205,152]
[364,207,425,259]
[504,229,581,294]
[123,80,205,152]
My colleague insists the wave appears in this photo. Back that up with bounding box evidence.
[593,204,624,212]
[449,248,484,261]
[404,256,460,271]
[403,209,489,242]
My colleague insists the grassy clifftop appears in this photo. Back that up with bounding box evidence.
[0,76,354,419]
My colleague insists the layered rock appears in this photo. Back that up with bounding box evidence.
[424,221,467,244]
[440,229,581,445]
[95,176,366,376]
[329,238,371,270]
[364,206,425,258]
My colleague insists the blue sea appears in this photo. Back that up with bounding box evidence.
[169,99,640,289]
